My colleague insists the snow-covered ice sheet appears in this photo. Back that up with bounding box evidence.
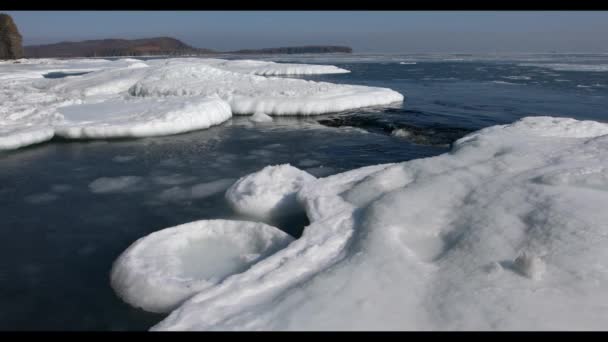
[110,219,294,313]
[0,124,55,150]
[129,63,404,115]
[0,58,401,150]
[147,58,350,76]
[54,96,231,139]
[142,116,608,330]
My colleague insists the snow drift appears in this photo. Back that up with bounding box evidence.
[225,164,317,220]
[134,116,608,330]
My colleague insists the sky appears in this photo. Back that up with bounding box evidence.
[2,11,608,53]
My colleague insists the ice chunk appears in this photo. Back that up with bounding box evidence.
[128,63,404,115]
[157,178,236,202]
[110,219,293,313]
[249,112,273,123]
[225,164,316,220]
[513,252,545,280]
[54,96,231,139]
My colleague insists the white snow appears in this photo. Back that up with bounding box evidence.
[0,58,401,150]
[0,124,55,150]
[225,164,317,220]
[128,62,404,115]
[54,96,232,139]
[138,116,608,330]
[149,58,350,76]
[110,219,294,313]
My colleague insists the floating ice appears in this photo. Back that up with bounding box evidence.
[89,176,144,194]
[249,112,273,123]
[24,193,58,204]
[158,178,236,203]
[225,164,316,220]
[149,116,608,330]
[110,219,294,313]
[128,63,404,115]
[54,96,232,139]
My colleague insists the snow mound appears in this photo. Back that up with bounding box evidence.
[110,219,294,313]
[46,65,150,97]
[54,96,231,139]
[225,164,316,220]
[249,112,273,123]
[128,63,404,115]
[151,116,608,330]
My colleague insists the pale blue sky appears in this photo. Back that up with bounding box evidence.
[3,11,608,53]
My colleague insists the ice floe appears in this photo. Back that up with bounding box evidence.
[0,58,401,150]
[54,96,231,139]
[140,116,608,330]
[128,62,404,115]
[110,219,294,313]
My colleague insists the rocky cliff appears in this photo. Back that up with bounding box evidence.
[0,13,24,60]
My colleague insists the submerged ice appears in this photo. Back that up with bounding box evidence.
[103,116,608,331]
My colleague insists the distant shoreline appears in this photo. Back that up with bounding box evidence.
[22,37,353,58]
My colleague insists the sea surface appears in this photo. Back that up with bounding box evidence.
[1,53,607,330]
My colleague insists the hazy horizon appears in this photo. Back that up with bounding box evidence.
[3,11,608,53]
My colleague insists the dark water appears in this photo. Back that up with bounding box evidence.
[43,71,92,79]
[1,55,608,330]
